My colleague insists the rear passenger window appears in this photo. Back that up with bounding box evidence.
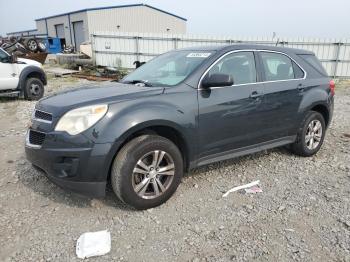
[207,52,257,85]
[260,52,303,81]
[292,61,305,79]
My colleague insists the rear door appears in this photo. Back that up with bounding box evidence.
[257,51,306,140]
[198,51,266,159]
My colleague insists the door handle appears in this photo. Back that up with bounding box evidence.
[250,91,263,99]
[297,83,305,92]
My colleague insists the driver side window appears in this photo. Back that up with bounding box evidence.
[208,51,257,85]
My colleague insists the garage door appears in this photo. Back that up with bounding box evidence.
[73,21,85,51]
[55,24,65,39]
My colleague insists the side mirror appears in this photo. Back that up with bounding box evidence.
[10,53,18,63]
[202,73,233,89]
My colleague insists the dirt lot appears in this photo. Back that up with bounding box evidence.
[0,77,349,262]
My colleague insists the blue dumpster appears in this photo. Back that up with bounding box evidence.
[44,38,62,54]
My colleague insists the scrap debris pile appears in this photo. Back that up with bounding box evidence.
[1,36,46,53]
[0,37,145,82]
[0,36,48,64]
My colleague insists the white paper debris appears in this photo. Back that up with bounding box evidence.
[244,185,263,194]
[284,228,295,232]
[76,230,111,259]
[222,180,260,197]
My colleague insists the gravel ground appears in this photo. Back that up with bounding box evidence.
[0,77,349,262]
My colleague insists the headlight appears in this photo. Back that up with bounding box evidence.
[55,104,108,135]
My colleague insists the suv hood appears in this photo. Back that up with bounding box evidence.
[36,82,164,117]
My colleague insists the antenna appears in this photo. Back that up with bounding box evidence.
[272,32,279,46]
[275,38,279,46]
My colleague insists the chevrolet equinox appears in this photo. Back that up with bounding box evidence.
[25,45,335,209]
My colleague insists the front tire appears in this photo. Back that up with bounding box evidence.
[111,135,183,210]
[24,78,44,101]
[291,111,326,157]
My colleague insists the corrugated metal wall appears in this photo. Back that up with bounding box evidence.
[92,32,350,78]
[36,20,47,35]
[87,6,186,35]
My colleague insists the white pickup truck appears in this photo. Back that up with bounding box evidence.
[0,48,46,100]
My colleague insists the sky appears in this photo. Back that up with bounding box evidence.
[0,0,349,39]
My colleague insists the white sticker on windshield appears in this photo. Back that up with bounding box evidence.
[187,53,212,58]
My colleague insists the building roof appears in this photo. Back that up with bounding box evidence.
[35,4,187,21]
[7,29,37,35]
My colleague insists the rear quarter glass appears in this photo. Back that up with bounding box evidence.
[299,54,328,76]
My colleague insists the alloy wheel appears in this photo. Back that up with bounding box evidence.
[132,150,175,199]
[305,119,323,150]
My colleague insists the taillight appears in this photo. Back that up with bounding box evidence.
[329,80,335,96]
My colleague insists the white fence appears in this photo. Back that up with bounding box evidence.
[91,32,350,78]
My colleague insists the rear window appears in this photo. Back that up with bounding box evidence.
[299,54,328,76]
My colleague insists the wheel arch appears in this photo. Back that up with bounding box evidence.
[105,121,192,182]
[17,66,47,91]
[310,104,330,127]
[298,87,332,128]
[26,71,47,85]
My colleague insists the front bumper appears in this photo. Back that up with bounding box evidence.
[25,130,113,198]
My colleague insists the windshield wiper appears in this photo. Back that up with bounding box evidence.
[122,80,153,87]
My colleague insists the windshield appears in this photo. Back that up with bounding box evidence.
[122,50,214,86]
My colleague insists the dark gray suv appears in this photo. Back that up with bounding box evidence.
[25,45,334,209]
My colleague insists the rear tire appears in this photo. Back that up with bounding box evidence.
[291,111,326,157]
[111,135,183,210]
[24,78,44,101]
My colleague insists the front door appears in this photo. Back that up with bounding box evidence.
[0,49,18,90]
[198,51,265,159]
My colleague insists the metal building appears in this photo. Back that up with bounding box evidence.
[35,4,187,50]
